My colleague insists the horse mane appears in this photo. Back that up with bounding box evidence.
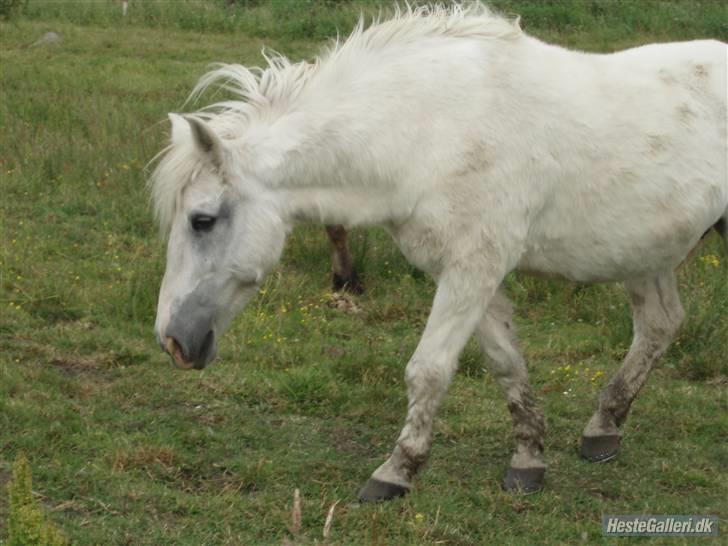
[189,2,519,128]
[149,2,521,234]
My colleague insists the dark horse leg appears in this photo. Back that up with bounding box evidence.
[325,225,363,294]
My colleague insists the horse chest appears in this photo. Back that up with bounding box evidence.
[387,220,449,278]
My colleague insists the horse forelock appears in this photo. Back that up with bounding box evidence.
[148,141,206,237]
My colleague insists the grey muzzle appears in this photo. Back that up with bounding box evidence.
[164,290,218,370]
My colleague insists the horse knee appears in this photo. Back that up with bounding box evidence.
[404,358,452,396]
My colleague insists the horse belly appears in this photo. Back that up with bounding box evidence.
[518,236,684,283]
[518,187,725,283]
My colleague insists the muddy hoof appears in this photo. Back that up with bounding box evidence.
[358,478,409,502]
[333,271,364,294]
[580,434,620,462]
[502,467,545,494]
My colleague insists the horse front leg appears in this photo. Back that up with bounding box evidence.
[359,269,498,501]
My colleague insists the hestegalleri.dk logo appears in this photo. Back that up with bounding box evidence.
[602,515,718,536]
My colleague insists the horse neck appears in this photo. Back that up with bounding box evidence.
[277,184,411,228]
[251,109,417,229]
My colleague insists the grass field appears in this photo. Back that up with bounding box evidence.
[1,1,727,544]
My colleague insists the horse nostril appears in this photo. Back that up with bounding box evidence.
[165,337,195,370]
[195,330,215,370]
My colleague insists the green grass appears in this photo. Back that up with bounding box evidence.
[12,0,728,44]
[1,1,727,544]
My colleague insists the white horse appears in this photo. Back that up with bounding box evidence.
[151,3,727,499]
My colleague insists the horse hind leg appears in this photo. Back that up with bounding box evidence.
[325,225,363,294]
[581,271,684,462]
[476,289,546,494]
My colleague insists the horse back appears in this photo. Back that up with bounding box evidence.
[513,39,727,281]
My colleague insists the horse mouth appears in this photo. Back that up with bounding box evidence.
[165,337,196,370]
[164,332,215,370]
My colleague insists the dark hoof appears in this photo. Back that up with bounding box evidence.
[333,271,364,294]
[502,467,545,494]
[580,434,620,462]
[358,478,409,502]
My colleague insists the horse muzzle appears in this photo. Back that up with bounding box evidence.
[160,287,221,370]
[164,331,216,370]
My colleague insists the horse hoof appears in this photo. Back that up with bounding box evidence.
[502,467,545,494]
[358,478,409,502]
[333,272,364,294]
[580,434,620,462]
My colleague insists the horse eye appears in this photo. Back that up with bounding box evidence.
[191,215,217,233]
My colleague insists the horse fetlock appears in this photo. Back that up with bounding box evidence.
[510,448,546,471]
[583,409,619,438]
[392,439,430,479]
[599,376,635,428]
[369,456,415,491]
[332,270,364,294]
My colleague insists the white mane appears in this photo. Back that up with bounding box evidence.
[191,2,519,130]
[149,2,521,233]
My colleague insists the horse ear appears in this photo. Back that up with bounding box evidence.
[167,113,225,169]
[168,113,191,144]
[185,115,225,169]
